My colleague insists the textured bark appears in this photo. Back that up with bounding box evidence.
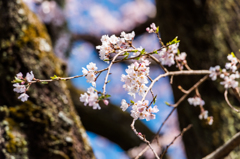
[156,0,240,159]
[0,1,94,159]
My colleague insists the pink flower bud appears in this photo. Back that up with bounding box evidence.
[146,27,150,32]
[103,99,109,106]
[21,81,25,85]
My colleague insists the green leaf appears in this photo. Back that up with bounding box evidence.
[153,50,158,54]
[167,36,180,46]
[231,52,236,58]
[123,52,129,60]
[14,77,23,83]
[164,101,170,106]
[50,75,59,80]
[105,94,111,98]
[130,100,135,104]
[140,48,146,55]
[98,95,104,100]
[135,56,140,60]
[156,26,159,33]
[153,95,157,105]
[104,59,109,61]
[41,81,48,84]
[177,49,180,55]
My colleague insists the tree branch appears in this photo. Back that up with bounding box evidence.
[203,132,240,159]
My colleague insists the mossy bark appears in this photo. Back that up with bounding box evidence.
[0,1,94,159]
[156,0,240,159]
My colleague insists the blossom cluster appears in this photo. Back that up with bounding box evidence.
[121,58,150,98]
[82,62,98,87]
[188,96,213,125]
[209,53,239,89]
[121,99,159,121]
[175,52,187,69]
[13,71,34,102]
[158,43,179,67]
[80,87,101,110]
[188,97,205,107]
[96,31,135,63]
[146,23,157,33]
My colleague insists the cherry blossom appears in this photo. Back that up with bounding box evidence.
[120,99,129,111]
[18,93,29,102]
[82,62,98,87]
[120,31,135,41]
[13,83,26,93]
[220,74,239,89]
[16,72,23,79]
[26,71,34,82]
[146,23,157,33]
[208,116,214,125]
[96,32,136,63]
[199,110,208,120]
[175,52,187,69]
[80,87,101,110]
[130,100,159,121]
[209,65,220,81]
[121,59,150,98]
[158,43,179,67]
[188,97,205,106]
[225,54,238,72]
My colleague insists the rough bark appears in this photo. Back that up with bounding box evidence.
[0,1,94,158]
[0,1,155,159]
[156,0,240,159]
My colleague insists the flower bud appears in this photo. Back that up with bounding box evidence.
[103,99,109,106]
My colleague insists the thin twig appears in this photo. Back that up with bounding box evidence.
[29,68,109,84]
[170,75,173,84]
[147,75,155,98]
[102,49,135,95]
[171,75,209,107]
[113,48,163,63]
[131,119,160,159]
[142,71,210,102]
[224,90,240,113]
[160,124,192,159]
[136,75,209,157]
[134,146,150,159]
[156,33,165,47]
[156,107,176,146]
[149,54,168,73]
[178,85,188,94]
[184,62,192,70]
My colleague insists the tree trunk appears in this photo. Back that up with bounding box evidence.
[0,1,95,158]
[156,0,240,158]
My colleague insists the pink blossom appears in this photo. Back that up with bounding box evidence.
[18,93,29,102]
[16,72,23,79]
[188,97,205,106]
[26,71,34,82]
[13,83,26,93]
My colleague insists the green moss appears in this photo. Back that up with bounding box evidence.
[1,119,28,158]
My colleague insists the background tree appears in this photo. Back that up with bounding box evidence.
[156,0,240,158]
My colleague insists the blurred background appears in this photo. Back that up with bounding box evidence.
[22,0,186,158]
